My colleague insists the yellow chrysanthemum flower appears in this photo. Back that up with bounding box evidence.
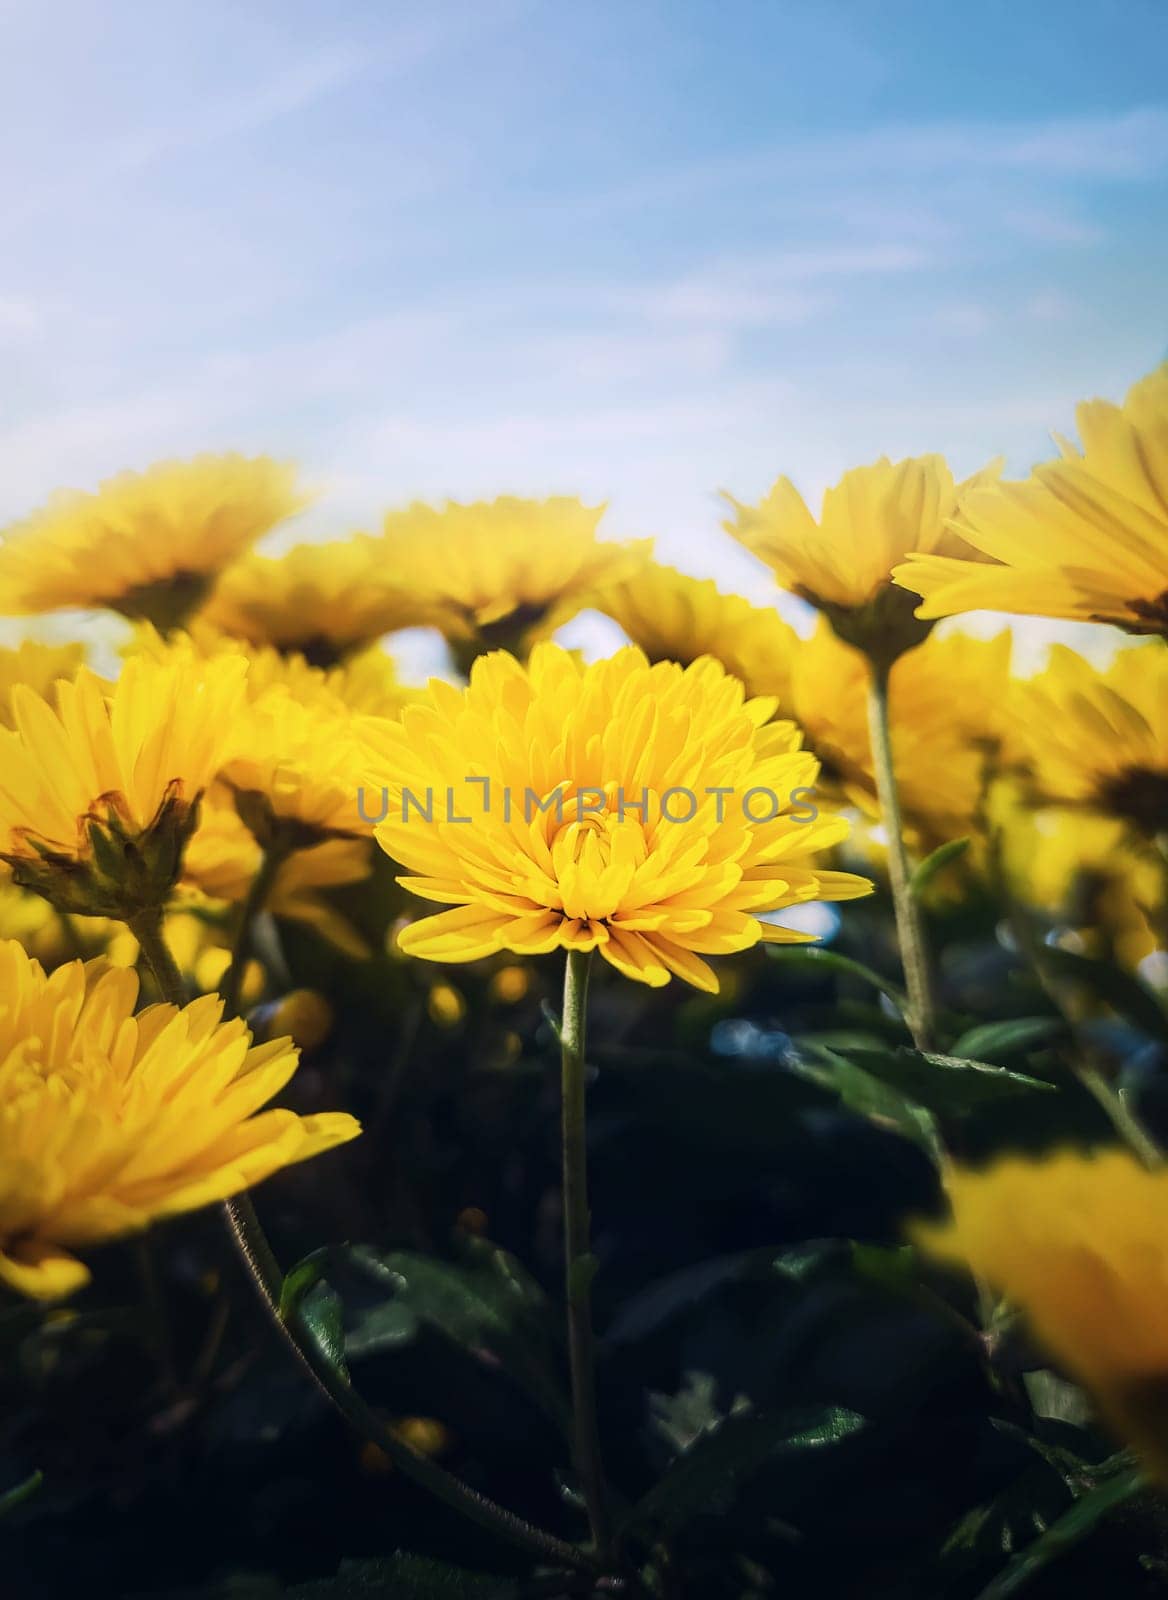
[592,560,798,702]
[913,1150,1168,1484]
[786,621,1012,849]
[723,456,998,665]
[0,455,307,630]
[0,650,247,917]
[222,687,370,848]
[201,536,432,665]
[360,642,871,992]
[0,939,359,1298]
[895,366,1168,634]
[1008,643,1168,835]
[378,497,650,667]
[0,640,86,729]
[127,629,392,852]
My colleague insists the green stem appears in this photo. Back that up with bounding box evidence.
[865,661,939,1052]
[220,841,290,1017]
[131,906,593,1574]
[129,906,188,1007]
[561,949,613,1557]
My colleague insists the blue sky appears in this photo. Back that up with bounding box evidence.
[1,0,1166,612]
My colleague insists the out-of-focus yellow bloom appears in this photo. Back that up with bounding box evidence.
[723,456,997,665]
[264,990,335,1053]
[201,536,433,665]
[224,688,371,847]
[129,630,374,851]
[592,560,798,703]
[0,650,247,917]
[378,497,649,666]
[0,939,360,1299]
[914,1149,1168,1484]
[490,965,531,1005]
[0,456,306,630]
[0,641,86,729]
[192,945,265,1006]
[787,621,1012,849]
[361,642,870,992]
[428,982,467,1028]
[1008,643,1168,835]
[996,803,1160,975]
[130,623,415,721]
[895,366,1168,634]
[182,804,373,958]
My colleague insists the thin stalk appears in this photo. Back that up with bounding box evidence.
[561,949,613,1557]
[131,903,594,1574]
[865,660,939,1052]
[129,906,187,1006]
[220,841,290,1017]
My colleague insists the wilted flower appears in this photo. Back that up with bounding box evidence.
[361,642,870,992]
[723,455,997,667]
[0,650,247,918]
[202,536,432,666]
[593,560,799,702]
[914,1149,1168,1485]
[0,455,306,631]
[895,366,1168,634]
[0,939,359,1298]
[378,497,649,668]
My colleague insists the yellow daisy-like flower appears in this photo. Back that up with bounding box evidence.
[1008,643,1168,835]
[222,684,370,848]
[0,455,307,631]
[0,650,247,917]
[360,642,871,992]
[913,1150,1168,1484]
[592,560,799,702]
[787,621,1012,848]
[201,536,432,666]
[0,938,359,1299]
[723,456,997,666]
[127,628,393,852]
[0,640,86,729]
[895,366,1168,634]
[378,497,650,668]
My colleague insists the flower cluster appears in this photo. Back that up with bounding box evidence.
[0,366,1166,1579]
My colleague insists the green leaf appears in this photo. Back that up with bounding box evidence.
[1041,947,1168,1041]
[298,1283,349,1383]
[809,1041,1056,1117]
[622,1404,866,1541]
[786,1043,941,1156]
[286,1554,517,1597]
[278,1249,350,1382]
[973,1459,1144,1600]
[347,1238,570,1435]
[910,836,971,897]
[343,1298,420,1360]
[765,945,908,1014]
[950,1017,1064,1063]
[278,1247,331,1322]
[0,1469,42,1519]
